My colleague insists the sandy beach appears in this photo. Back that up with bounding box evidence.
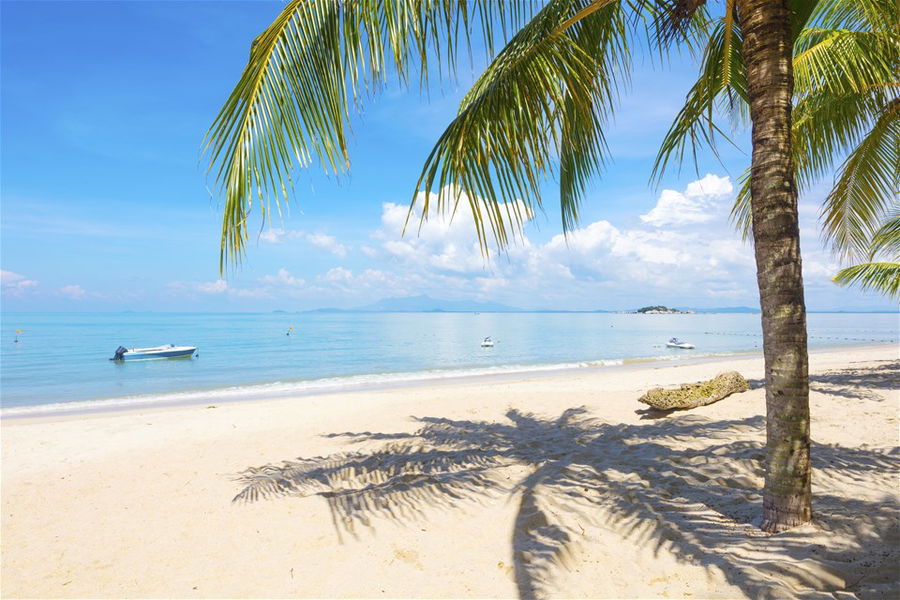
[2,344,897,599]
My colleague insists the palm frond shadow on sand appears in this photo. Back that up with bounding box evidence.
[748,360,899,401]
[233,407,899,599]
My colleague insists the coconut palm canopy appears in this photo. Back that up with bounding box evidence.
[204,0,896,272]
[204,0,630,269]
[698,0,899,260]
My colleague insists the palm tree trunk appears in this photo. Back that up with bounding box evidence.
[737,0,812,532]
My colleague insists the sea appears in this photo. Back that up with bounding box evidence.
[1,311,897,415]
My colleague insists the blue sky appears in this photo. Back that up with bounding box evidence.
[1,1,895,312]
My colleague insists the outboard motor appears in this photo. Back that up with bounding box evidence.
[111,346,128,361]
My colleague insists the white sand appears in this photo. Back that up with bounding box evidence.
[2,345,898,599]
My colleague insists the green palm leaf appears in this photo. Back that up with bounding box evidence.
[833,208,900,299]
[413,0,629,249]
[204,0,536,270]
[821,98,900,259]
[651,17,746,183]
[728,0,898,247]
[832,262,900,298]
[794,28,898,98]
[868,212,900,257]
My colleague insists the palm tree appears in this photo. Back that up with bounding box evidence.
[654,0,896,527]
[204,0,871,531]
[673,1,899,270]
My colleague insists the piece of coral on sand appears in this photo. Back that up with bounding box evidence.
[639,371,750,411]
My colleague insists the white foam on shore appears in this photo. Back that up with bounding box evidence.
[1,358,629,417]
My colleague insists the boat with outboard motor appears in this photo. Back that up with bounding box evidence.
[481,336,495,348]
[666,338,695,349]
[110,344,197,361]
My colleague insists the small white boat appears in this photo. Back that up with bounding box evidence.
[666,338,695,349]
[481,336,495,348]
[111,344,197,361]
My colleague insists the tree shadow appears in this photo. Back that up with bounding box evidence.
[809,361,899,401]
[232,409,899,599]
[747,360,898,402]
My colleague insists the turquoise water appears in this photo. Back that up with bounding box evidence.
[1,312,896,414]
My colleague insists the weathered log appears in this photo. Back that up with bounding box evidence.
[638,371,750,411]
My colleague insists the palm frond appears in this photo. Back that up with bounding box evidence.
[559,2,628,231]
[793,28,899,98]
[730,0,898,241]
[868,212,900,257]
[651,18,745,183]
[806,0,899,33]
[821,98,900,259]
[412,0,630,252]
[729,167,752,239]
[641,0,708,47]
[204,0,535,270]
[832,262,900,298]
[793,88,890,190]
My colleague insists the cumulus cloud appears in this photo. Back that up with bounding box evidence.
[260,268,304,287]
[59,284,87,299]
[323,266,353,283]
[1,270,39,297]
[196,279,228,294]
[198,174,861,310]
[305,233,347,257]
[259,228,301,243]
[370,187,534,276]
[260,228,347,257]
[167,279,229,296]
[351,177,762,308]
[640,174,733,227]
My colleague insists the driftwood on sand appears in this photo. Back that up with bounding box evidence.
[639,371,750,411]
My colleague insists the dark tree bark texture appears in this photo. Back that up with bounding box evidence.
[737,0,813,532]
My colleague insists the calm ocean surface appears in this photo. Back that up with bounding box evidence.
[1,311,896,414]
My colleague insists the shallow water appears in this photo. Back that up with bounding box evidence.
[1,311,896,414]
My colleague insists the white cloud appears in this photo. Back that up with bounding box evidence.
[259,228,301,243]
[196,279,228,294]
[167,279,230,296]
[323,266,353,283]
[640,174,734,227]
[371,187,533,276]
[803,257,841,281]
[685,173,734,197]
[305,233,347,257]
[59,284,86,299]
[260,228,347,257]
[201,174,876,310]
[331,178,763,308]
[0,270,39,297]
[260,268,305,287]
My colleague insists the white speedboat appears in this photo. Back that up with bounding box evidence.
[666,338,695,349]
[481,336,495,348]
[111,344,197,361]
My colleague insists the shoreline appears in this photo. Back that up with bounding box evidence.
[3,341,894,421]
[2,344,897,598]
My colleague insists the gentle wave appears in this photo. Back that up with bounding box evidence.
[1,358,627,416]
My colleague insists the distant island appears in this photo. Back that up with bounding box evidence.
[633,305,695,314]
